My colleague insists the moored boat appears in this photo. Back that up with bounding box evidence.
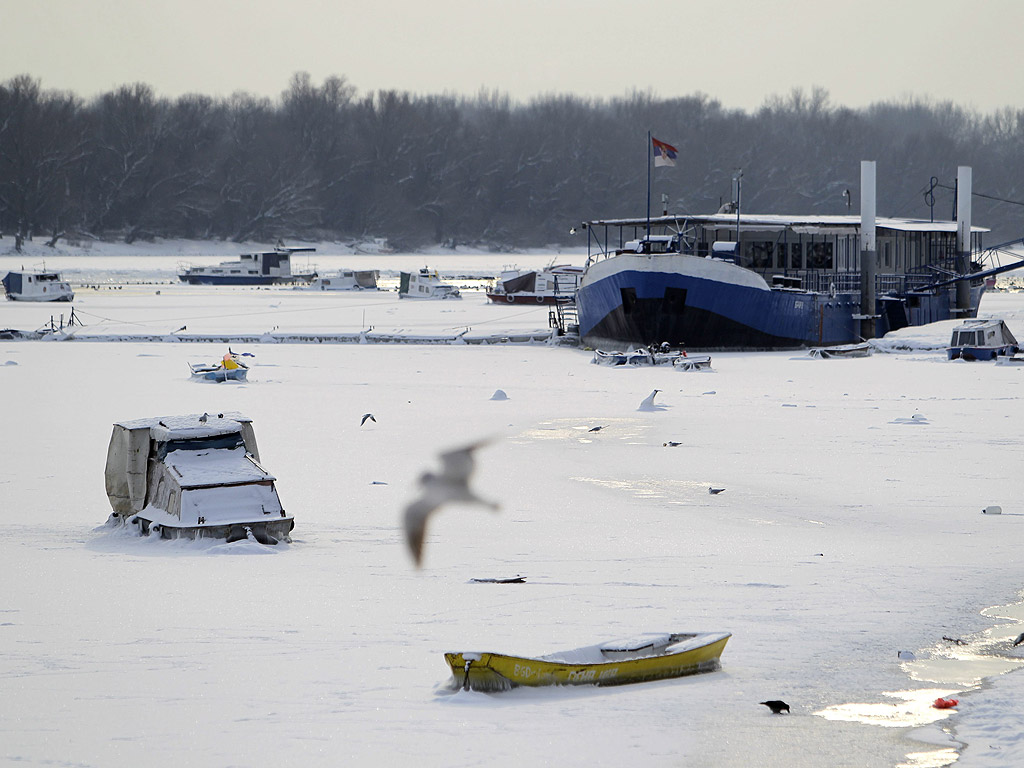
[189,350,252,382]
[398,267,460,299]
[809,342,873,358]
[178,245,317,285]
[576,163,1024,350]
[303,269,379,291]
[487,264,583,304]
[104,412,292,544]
[947,318,1019,360]
[2,269,74,302]
[444,631,730,692]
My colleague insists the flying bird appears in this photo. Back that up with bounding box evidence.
[709,487,726,495]
[638,389,663,411]
[361,413,376,426]
[760,700,790,714]
[403,440,498,567]
[1013,632,1024,647]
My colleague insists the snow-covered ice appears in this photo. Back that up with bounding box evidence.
[3,246,1024,767]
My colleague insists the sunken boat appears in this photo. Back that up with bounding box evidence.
[104,412,292,544]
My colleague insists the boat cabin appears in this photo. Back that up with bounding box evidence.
[948,318,1019,360]
[2,270,74,302]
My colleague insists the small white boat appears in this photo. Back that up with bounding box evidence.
[487,264,583,304]
[304,269,379,291]
[593,344,711,370]
[104,412,292,544]
[398,268,461,299]
[2,269,74,302]
[947,318,1019,360]
[189,350,252,382]
[808,342,872,358]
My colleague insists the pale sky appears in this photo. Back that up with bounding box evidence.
[3,0,1022,113]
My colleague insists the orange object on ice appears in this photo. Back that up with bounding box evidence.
[932,697,959,709]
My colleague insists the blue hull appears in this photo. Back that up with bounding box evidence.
[178,275,314,286]
[577,254,980,350]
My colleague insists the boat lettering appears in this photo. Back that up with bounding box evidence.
[597,668,619,680]
[567,669,597,682]
[513,664,534,678]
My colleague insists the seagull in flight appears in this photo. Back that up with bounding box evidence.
[403,440,498,567]
[361,413,376,426]
[1013,632,1024,647]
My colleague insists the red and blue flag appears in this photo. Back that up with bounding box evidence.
[651,137,678,167]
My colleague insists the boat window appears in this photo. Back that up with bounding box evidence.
[789,243,803,269]
[747,241,774,269]
[159,434,245,458]
[808,242,833,269]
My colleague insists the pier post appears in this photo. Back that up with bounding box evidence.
[859,161,877,340]
[955,166,972,316]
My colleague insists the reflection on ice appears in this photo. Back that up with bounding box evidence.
[818,688,960,728]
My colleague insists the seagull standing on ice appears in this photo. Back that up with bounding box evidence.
[638,389,663,411]
[709,487,725,495]
[403,440,498,567]
[198,412,209,424]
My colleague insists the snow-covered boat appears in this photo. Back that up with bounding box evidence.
[104,412,292,544]
[947,318,1019,360]
[486,264,583,304]
[178,245,317,286]
[189,350,252,382]
[398,268,460,299]
[808,342,873,358]
[303,269,379,291]
[445,631,731,692]
[2,269,74,302]
[592,343,710,369]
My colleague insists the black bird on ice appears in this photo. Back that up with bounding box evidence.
[403,440,498,567]
[760,700,790,714]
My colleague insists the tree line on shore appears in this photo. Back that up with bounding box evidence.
[2,72,1023,252]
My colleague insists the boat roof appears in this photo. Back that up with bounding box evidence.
[585,213,989,234]
[114,412,252,441]
[163,445,274,487]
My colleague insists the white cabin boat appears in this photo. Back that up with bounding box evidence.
[304,269,379,291]
[398,268,461,299]
[487,264,583,304]
[178,245,317,286]
[947,318,1019,360]
[104,412,292,544]
[2,270,74,302]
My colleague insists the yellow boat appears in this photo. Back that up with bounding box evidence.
[445,631,731,692]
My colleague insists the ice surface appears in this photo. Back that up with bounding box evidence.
[3,249,1024,767]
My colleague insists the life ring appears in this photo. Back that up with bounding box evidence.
[506,294,515,303]
[828,282,837,299]
[536,296,545,304]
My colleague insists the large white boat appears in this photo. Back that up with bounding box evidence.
[104,412,293,545]
[486,264,582,304]
[2,269,74,302]
[178,245,317,286]
[398,268,461,299]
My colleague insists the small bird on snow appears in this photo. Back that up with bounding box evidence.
[403,440,498,567]
[663,441,682,447]
[638,389,663,411]
[361,413,376,426]
[709,487,725,495]
[588,425,606,433]
[760,700,790,714]
[198,412,209,424]
[1013,632,1024,647]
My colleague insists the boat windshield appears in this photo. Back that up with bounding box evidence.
[158,433,245,458]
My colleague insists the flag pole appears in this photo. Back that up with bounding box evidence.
[646,131,652,243]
